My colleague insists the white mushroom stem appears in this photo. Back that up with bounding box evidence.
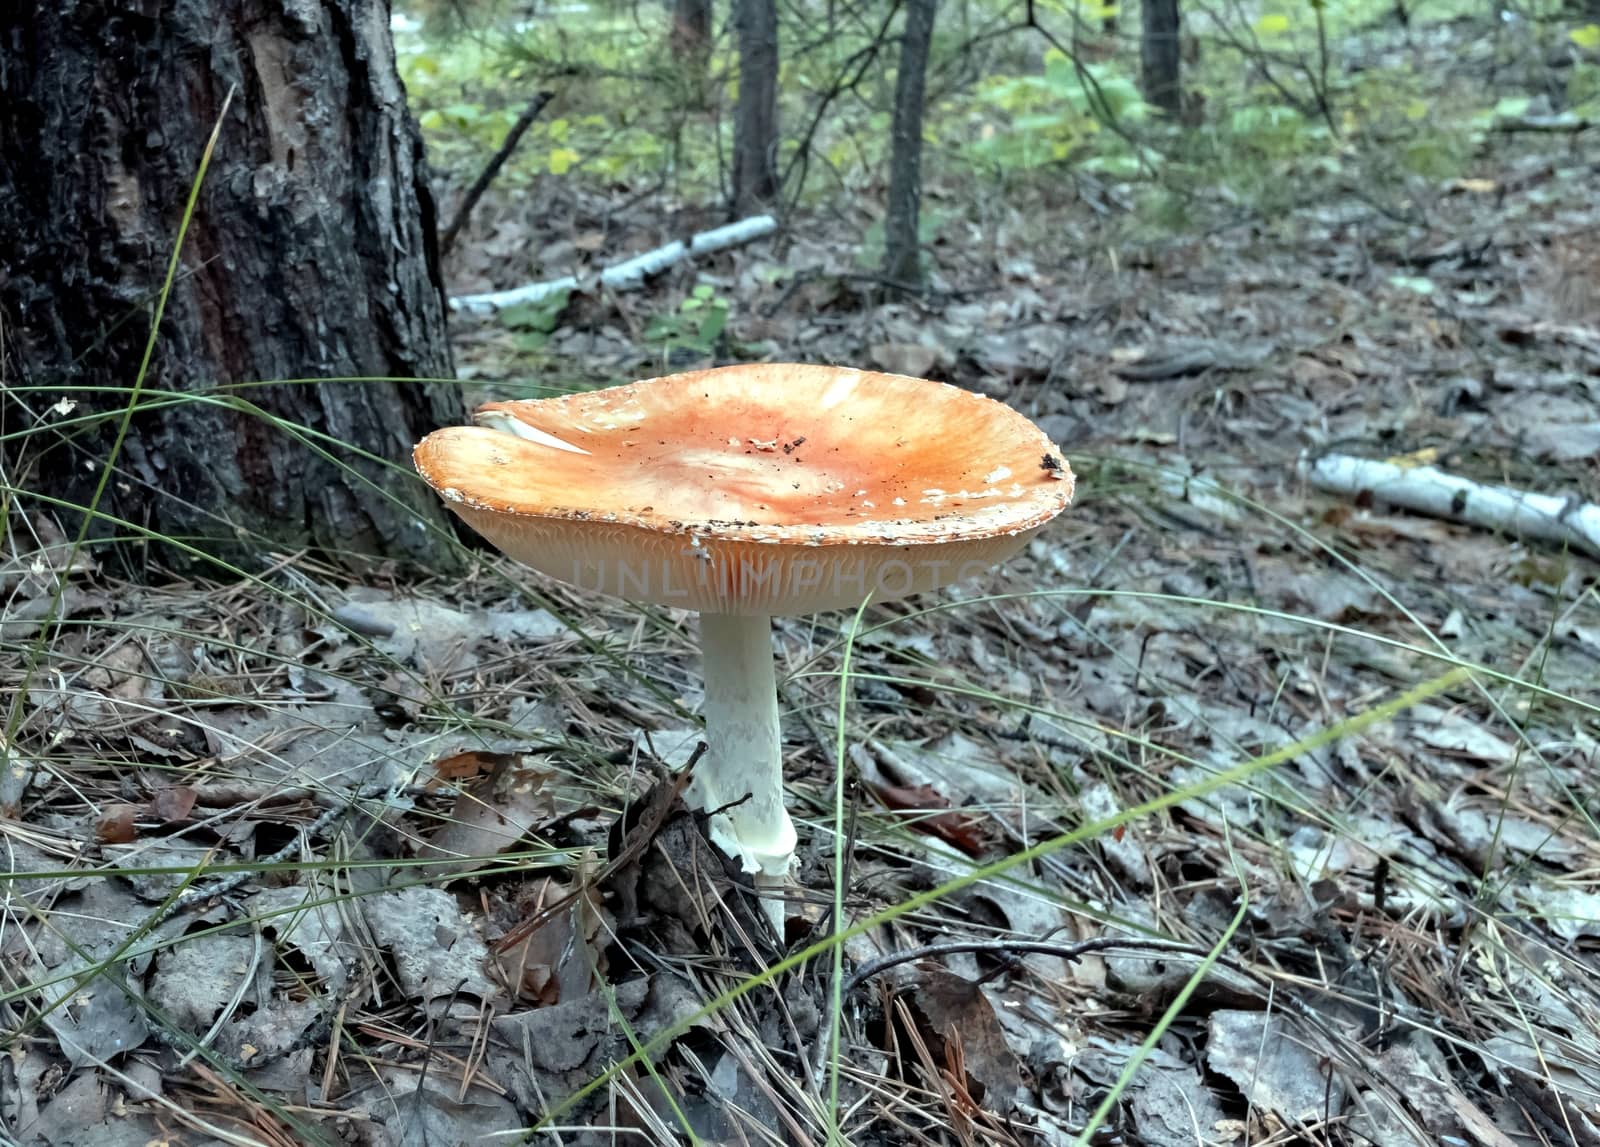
[688,612,796,931]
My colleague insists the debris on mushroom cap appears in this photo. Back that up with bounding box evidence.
[413,363,1076,616]
[416,363,1074,543]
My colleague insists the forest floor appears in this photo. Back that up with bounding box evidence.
[4,91,1600,1147]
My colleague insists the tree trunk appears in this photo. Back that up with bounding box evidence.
[0,0,464,577]
[1140,0,1183,117]
[671,0,714,108]
[731,0,780,215]
[883,0,938,293]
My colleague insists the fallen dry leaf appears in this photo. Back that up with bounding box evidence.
[870,782,991,856]
[1207,1010,1347,1123]
[868,341,945,378]
[151,785,197,823]
[900,961,1022,1103]
[491,873,605,1004]
[494,877,571,1005]
[94,804,140,843]
[420,758,557,882]
[427,749,524,789]
[362,886,498,1001]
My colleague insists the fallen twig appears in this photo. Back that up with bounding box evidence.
[840,934,1425,1064]
[490,741,704,956]
[1493,114,1591,134]
[449,215,779,314]
[1301,451,1600,561]
[439,90,556,256]
[149,780,426,929]
[842,936,1198,996]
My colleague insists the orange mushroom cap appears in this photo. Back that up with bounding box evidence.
[413,363,1075,616]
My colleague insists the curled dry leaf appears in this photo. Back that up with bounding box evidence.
[1,737,36,819]
[491,872,606,1004]
[488,974,706,1099]
[95,804,140,844]
[147,934,258,1034]
[869,781,991,856]
[95,786,198,844]
[151,785,197,823]
[898,960,1022,1103]
[1127,1053,1233,1147]
[420,756,557,882]
[426,748,525,789]
[868,341,946,379]
[1206,1010,1347,1124]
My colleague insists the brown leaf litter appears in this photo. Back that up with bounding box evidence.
[5,36,1600,1147]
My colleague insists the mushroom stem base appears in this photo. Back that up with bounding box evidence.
[687,613,796,896]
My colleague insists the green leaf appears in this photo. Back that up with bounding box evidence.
[696,302,729,347]
[547,147,581,175]
[499,290,571,334]
[1013,114,1066,134]
[1043,53,1077,91]
[1571,24,1600,49]
[1254,13,1291,34]
[547,117,571,142]
[1082,153,1142,178]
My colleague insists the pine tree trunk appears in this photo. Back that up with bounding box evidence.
[1140,0,1183,116]
[883,0,938,293]
[731,0,780,215]
[0,0,464,576]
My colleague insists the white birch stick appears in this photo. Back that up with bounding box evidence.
[1302,452,1600,560]
[449,214,779,315]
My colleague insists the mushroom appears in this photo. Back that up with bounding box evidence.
[413,363,1075,928]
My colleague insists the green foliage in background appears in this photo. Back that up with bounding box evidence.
[392,0,1600,240]
[395,7,693,193]
[499,290,572,352]
[960,52,1152,171]
[966,50,1151,176]
[645,283,730,357]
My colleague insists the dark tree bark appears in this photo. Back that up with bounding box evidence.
[1140,0,1183,117]
[671,0,714,107]
[731,0,780,215]
[883,0,938,293]
[0,0,464,576]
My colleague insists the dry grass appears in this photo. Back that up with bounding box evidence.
[3,423,1596,1144]
[3,15,1600,1144]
